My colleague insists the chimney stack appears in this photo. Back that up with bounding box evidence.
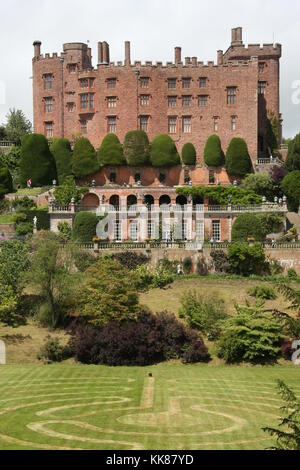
[185,57,191,66]
[33,40,41,58]
[87,47,92,63]
[102,41,110,64]
[217,50,223,65]
[175,47,181,64]
[98,42,103,64]
[231,27,243,46]
[192,57,197,66]
[125,41,131,66]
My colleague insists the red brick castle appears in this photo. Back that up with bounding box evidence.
[32,27,282,165]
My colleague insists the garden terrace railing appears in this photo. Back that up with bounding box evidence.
[0,141,19,147]
[207,204,287,213]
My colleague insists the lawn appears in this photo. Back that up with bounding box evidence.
[0,363,299,450]
[0,214,14,224]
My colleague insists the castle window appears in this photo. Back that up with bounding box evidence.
[258,81,267,95]
[183,116,191,133]
[227,87,237,105]
[107,78,116,89]
[199,77,207,88]
[45,122,53,138]
[214,117,218,132]
[80,94,89,110]
[168,78,177,89]
[67,102,75,113]
[69,64,77,73]
[140,95,150,106]
[258,63,265,73]
[140,115,149,132]
[231,116,236,131]
[109,172,117,183]
[168,117,177,134]
[44,97,53,113]
[89,94,94,109]
[182,78,191,89]
[107,97,117,108]
[212,220,221,242]
[168,96,177,108]
[140,77,149,88]
[108,116,117,133]
[134,173,141,183]
[182,95,191,107]
[44,74,53,90]
[89,78,95,87]
[198,95,208,107]
[80,79,89,88]
[80,120,87,134]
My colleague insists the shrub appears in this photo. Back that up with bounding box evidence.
[20,134,57,187]
[72,212,99,243]
[0,197,10,214]
[183,257,193,274]
[150,134,180,167]
[15,221,33,237]
[179,291,228,340]
[57,222,72,241]
[112,251,148,270]
[211,250,231,274]
[232,214,264,242]
[285,134,300,172]
[135,265,174,291]
[37,336,66,363]
[240,173,276,200]
[97,133,126,166]
[0,283,18,325]
[50,138,73,184]
[176,185,261,206]
[271,165,288,185]
[217,306,284,364]
[12,197,36,211]
[54,176,88,206]
[68,309,210,366]
[0,162,13,196]
[182,143,196,165]
[123,131,150,166]
[0,239,30,293]
[72,137,99,178]
[248,285,277,300]
[287,268,298,280]
[281,171,300,212]
[228,242,267,276]
[204,135,223,167]
[225,137,253,177]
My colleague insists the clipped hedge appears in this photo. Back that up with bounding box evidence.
[72,212,99,243]
[225,137,253,177]
[150,134,180,167]
[50,138,73,184]
[20,134,57,187]
[123,131,150,166]
[0,162,13,196]
[176,185,262,205]
[24,210,50,231]
[182,143,196,165]
[72,138,99,178]
[231,213,264,242]
[98,134,126,166]
[204,135,223,167]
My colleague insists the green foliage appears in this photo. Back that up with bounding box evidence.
[287,268,298,280]
[15,221,33,237]
[210,250,231,274]
[5,109,32,144]
[20,134,57,187]
[217,304,284,363]
[77,257,139,326]
[263,380,300,450]
[228,243,267,276]
[204,134,223,167]
[0,161,13,196]
[12,196,36,211]
[0,197,10,214]
[183,257,193,274]
[0,283,18,326]
[54,176,88,206]
[24,210,50,231]
[240,173,276,200]
[248,285,277,300]
[97,134,126,166]
[0,240,30,293]
[196,257,209,276]
[281,170,300,212]
[232,214,264,242]
[37,336,66,363]
[150,134,180,167]
[50,138,73,184]
[72,212,99,243]
[259,214,283,237]
[179,291,228,340]
[72,137,99,178]
[57,222,72,242]
[285,134,300,172]
[176,185,262,205]
[266,111,278,152]
[123,131,150,166]
[0,145,21,187]
[225,137,253,177]
[182,143,196,165]
[135,265,174,291]
[112,251,148,270]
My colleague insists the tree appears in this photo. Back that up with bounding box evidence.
[123,131,150,166]
[76,257,139,326]
[97,134,125,166]
[240,173,276,201]
[232,214,265,242]
[150,134,181,167]
[50,138,73,184]
[72,211,99,243]
[204,135,223,167]
[0,240,30,293]
[54,176,88,207]
[20,134,57,187]
[182,143,196,165]
[285,134,300,172]
[0,161,13,196]
[5,109,32,144]
[0,145,21,187]
[24,232,76,328]
[263,380,300,450]
[0,126,6,140]
[72,137,99,178]
[217,303,284,363]
[281,171,300,212]
[225,137,253,177]
[227,242,267,276]
[0,284,18,326]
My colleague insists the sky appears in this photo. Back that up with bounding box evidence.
[0,0,299,137]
